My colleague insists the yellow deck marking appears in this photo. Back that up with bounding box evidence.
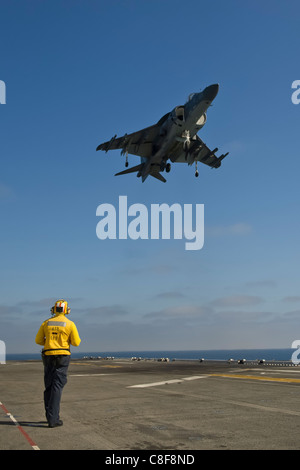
[71,362,122,368]
[209,373,300,383]
[100,365,122,368]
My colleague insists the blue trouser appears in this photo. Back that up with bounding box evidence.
[43,355,70,425]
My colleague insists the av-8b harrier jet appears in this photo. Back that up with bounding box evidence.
[96,84,229,183]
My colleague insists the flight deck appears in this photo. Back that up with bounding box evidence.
[0,358,300,451]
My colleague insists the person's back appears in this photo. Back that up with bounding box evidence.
[35,299,81,427]
[36,312,81,355]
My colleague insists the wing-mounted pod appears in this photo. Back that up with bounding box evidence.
[97,134,117,152]
[120,134,131,167]
[105,134,117,152]
[211,152,229,168]
[120,134,129,156]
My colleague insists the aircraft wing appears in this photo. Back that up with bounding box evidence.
[170,135,229,169]
[96,124,160,159]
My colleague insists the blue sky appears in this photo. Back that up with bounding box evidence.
[1,0,300,354]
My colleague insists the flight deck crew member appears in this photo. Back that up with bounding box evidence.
[35,299,81,428]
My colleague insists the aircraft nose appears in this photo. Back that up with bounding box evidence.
[203,84,219,101]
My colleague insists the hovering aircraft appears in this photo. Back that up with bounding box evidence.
[96,84,229,183]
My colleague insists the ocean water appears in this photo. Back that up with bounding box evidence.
[5,348,294,362]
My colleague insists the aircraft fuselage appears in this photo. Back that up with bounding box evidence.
[142,84,219,180]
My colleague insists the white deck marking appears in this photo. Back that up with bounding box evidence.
[0,401,40,450]
[128,375,208,388]
[70,373,111,377]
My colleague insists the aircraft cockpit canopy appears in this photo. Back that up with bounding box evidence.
[187,93,196,102]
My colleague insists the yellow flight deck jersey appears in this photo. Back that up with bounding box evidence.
[35,314,81,355]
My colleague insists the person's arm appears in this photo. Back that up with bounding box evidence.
[69,323,81,347]
[35,323,46,346]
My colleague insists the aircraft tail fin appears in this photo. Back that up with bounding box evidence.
[115,164,143,176]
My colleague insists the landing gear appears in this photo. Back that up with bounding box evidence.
[195,161,199,177]
[125,151,129,167]
[160,161,171,173]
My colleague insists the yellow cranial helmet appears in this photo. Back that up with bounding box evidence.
[51,299,71,315]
